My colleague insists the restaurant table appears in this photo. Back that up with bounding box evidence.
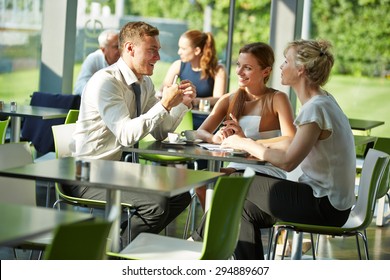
[0,157,223,252]
[354,135,377,147]
[349,118,385,136]
[0,103,69,142]
[125,140,265,210]
[0,202,93,247]
[354,135,378,159]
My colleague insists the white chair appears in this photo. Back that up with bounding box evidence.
[0,142,35,206]
[269,149,390,260]
[0,142,39,258]
[51,123,136,246]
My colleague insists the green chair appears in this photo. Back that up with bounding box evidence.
[107,168,255,260]
[43,219,112,260]
[64,109,79,124]
[34,109,79,207]
[43,208,118,260]
[373,137,390,198]
[0,116,10,144]
[51,123,137,246]
[269,148,390,260]
[373,137,390,226]
[138,111,197,167]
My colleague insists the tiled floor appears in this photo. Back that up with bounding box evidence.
[1,182,390,260]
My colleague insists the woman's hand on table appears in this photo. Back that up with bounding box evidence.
[222,113,246,138]
[221,134,244,150]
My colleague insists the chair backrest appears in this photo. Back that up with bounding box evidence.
[43,219,112,260]
[21,92,80,154]
[65,109,79,124]
[343,148,389,229]
[0,117,10,144]
[51,123,109,207]
[140,110,194,143]
[0,142,36,206]
[201,167,255,259]
[175,110,193,133]
[43,205,118,260]
[373,137,390,198]
[52,123,76,158]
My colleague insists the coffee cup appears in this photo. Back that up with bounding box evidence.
[168,132,180,143]
[181,130,198,141]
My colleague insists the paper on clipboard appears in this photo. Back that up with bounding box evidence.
[196,143,234,152]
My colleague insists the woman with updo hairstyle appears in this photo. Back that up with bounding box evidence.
[160,30,227,128]
[192,39,356,260]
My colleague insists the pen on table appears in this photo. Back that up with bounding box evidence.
[172,75,178,85]
[229,113,237,121]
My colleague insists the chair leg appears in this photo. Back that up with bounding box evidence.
[270,229,277,260]
[271,227,284,260]
[183,192,197,239]
[280,230,290,260]
[267,227,275,259]
[355,233,362,259]
[126,207,137,244]
[45,182,53,207]
[310,233,316,260]
[358,230,370,260]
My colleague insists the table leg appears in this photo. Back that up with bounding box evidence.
[291,232,303,259]
[205,160,222,211]
[376,195,386,226]
[105,189,121,253]
[10,116,21,142]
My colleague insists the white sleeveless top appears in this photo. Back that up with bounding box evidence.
[227,115,286,179]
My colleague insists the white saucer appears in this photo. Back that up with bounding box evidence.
[183,139,202,144]
[228,149,248,155]
[161,140,186,146]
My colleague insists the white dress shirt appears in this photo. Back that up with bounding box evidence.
[73,57,188,160]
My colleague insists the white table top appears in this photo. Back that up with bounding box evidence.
[0,157,223,197]
[125,140,265,167]
[0,104,69,119]
[0,203,93,247]
[0,157,223,252]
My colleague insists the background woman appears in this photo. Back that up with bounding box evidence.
[160,30,227,129]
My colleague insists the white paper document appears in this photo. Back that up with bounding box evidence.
[196,143,234,152]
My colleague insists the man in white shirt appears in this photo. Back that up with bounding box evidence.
[69,21,196,240]
[73,29,120,95]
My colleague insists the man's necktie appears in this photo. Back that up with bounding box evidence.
[132,83,142,117]
[131,82,141,163]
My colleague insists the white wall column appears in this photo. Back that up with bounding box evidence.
[39,0,77,94]
[115,0,124,18]
[269,0,304,114]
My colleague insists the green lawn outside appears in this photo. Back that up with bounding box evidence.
[1,61,389,137]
